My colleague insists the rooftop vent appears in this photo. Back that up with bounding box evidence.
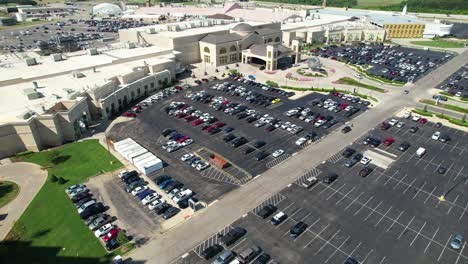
[125,42,136,49]
[25,57,37,66]
[88,48,98,56]
[72,71,85,78]
[51,53,63,62]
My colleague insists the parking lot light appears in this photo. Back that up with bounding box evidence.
[438,195,446,202]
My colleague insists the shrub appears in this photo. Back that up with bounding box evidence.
[266,80,279,87]
[58,177,66,185]
[117,230,129,245]
[50,174,58,183]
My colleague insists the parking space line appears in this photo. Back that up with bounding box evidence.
[303,224,329,249]
[347,242,362,259]
[325,235,351,263]
[336,187,356,205]
[424,186,438,204]
[353,196,374,216]
[403,179,417,194]
[424,227,439,253]
[361,249,374,264]
[392,174,408,190]
[364,201,383,221]
[410,221,426,247]
[374,206,393,227]
[314,229,341,255]
[458,202,468,221]
[319,182,343,195]
[455,242,466,264]
[345,192,364,211]
[299,212,312,222]
[412,181,426,199]
[453,166,464,182]
[325,184,347,200]
[447,195,459,215]
[437,235,452,262]
[386,211,404,232]
[397,216,415,239]
[378,256,387,264]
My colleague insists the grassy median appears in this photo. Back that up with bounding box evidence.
[2,140,122,264]
[335,77,386,93]
[0,181,20,209]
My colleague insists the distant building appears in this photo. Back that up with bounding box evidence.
[0,16,17,26]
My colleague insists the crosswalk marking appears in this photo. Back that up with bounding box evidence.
[296,168,322,186]
[266,154,291,168]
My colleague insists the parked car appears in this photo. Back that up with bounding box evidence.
[66,184,86,194]
[359,167,373,177]
[257,204,277,219]
[220,227,246,246]
[290,221,308,237]
[253,253,271,264]
[163,207,180,219]
[323,172,338,184]
[212,250,235,264]
[272,149,284,158]
[94,223,113,237]
[341,126,352,133]
[102,228,121,243]
[201,244,223,260]
[271,211,287,225]
[450,234,465,250]
[238,246,261,263]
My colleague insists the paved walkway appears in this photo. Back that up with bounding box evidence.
[0,162,47,239]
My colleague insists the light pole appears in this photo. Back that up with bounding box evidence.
[439,176,468,201]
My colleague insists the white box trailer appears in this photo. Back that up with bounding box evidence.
[127,148,148,162]
[134,154,158,169]
[137,157,163,175]
[131,152,154,164]
[117,142,139,155]
[114,138,135,150]
[122,145,145,160]
[115,141,138,153]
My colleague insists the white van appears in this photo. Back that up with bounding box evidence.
[415,147,426,158]
[354,73,363,79]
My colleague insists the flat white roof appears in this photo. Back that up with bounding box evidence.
[281,14,351,31]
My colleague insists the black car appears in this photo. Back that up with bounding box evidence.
[353,153,363,161]
[409,126,419,133]
[163,207,180,219]
[439,135,451,143]
[341,126,352,133]
[161,128,176,137]
[84,213,105,226]
[121,170,138,181]
[123,175,141,185]
[79,203,105,219]
[344,257,359,264]
[437,166,447,174]
[359,167,373,177]
[253,253,271,264]
[254,151,269,161]
[323,119,339,129]
[74,197,95,208]
[154,203,171,215]
[220,227,247,246]
[435,122,442,128]
[164,181,183,193]
[253,141,266,148]
[398,142,410,152]
[342,148,355,158]
[201,244,223,260]
[290,221,308,237]
[323,172,338,184]
[237,113,248,119]
[231,137,248,148]
[363,137,381,148]
[257,204,277,219]
[223,134,236,142]
[246,117,258,123]
[105,238,119,251]
[71,191,91,203]
[154,175,171,185]
[242,146,255,155]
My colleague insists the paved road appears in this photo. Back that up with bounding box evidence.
[128,49,468,263]
[0,162,47,239]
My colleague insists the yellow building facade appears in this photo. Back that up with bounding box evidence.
[384,23,425,38]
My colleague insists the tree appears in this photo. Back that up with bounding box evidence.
[463,114,466,123]
[116,230,129,245]
[423,105,428,112]
[50,174,58,183]
[58,177,66,185]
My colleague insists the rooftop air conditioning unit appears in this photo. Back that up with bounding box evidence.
[51,53,63,62]
[146,28,156,34]
[88,48,98,56]
[25,57,37,66]
[125,42,136,49]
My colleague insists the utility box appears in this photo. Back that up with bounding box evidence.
[25,58,37,66]
[51,53,63,62]
[88,48,98,56]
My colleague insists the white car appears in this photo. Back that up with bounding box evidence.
[388,119,398,126]
[181,138,193,146]
[360,157,372,165]
[148,198,166,210]
[196,162,210,171]
[295,137,307,146]
[412,115,421,122]
[396,122,405,128]
[432,131,441,140]
[314,119,326,127]
[181,153,194,161]
[117,171,129,179]
[142,193,160,205]
[403,111,412,119]
[272,149,285,158]
[168,188,181,199]
[131,186,148,196]
[94,223,113,237]
[173,189,193,203]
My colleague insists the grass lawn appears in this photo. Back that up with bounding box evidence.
[0,181,20,209]
[410,40,465,48]
[420,99,468,114]
[335,77,385,93]
[2,140,122,264]
[356,0,402,7]
[0,20,51,31]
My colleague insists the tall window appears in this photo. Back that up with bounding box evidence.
[220,56,227,65]
[220,48,227,54]
[275,36,280,42]
[267,38,273,43]
[204,55,210,63]
[267,51,272,58]
[230,45,237,52]
[204,47,210,53]
[230,54,237,62]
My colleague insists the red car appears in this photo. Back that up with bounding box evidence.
[191,119,203,126]
[203,125,214,132]
[339,103,348,110]
[122,111,137,118]
[174,85,183,91]
[383,137,395,146]
[419,118,428,124]
[131,105,142,113]
[201,78,209,83]
[177,136,189,143]
[214,122,226,128]
[102,228,121,243]
[331,92,340,97]
[381,122,391,130]
[185,116,197,122]
[176,113,187,119]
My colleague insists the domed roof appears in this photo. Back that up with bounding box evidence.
[92,3,122,16]
[231,23,254,33]
[307,56,322,70]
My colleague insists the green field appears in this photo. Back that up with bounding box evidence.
[336,77,386,92]
[410,40,466,48]
[0,181,20,209]
[2,140,123,264]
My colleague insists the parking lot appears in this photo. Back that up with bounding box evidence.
[313,43,452,83]
[174,113,468,264]
[108,79,368,204]
[0,19,153,53]
[436,63,468,98]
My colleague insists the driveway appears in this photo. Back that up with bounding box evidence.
[0,162,47,239]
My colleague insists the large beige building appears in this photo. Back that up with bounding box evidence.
[0,45,178,158]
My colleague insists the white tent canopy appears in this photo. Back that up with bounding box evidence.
[92,3,123,17]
